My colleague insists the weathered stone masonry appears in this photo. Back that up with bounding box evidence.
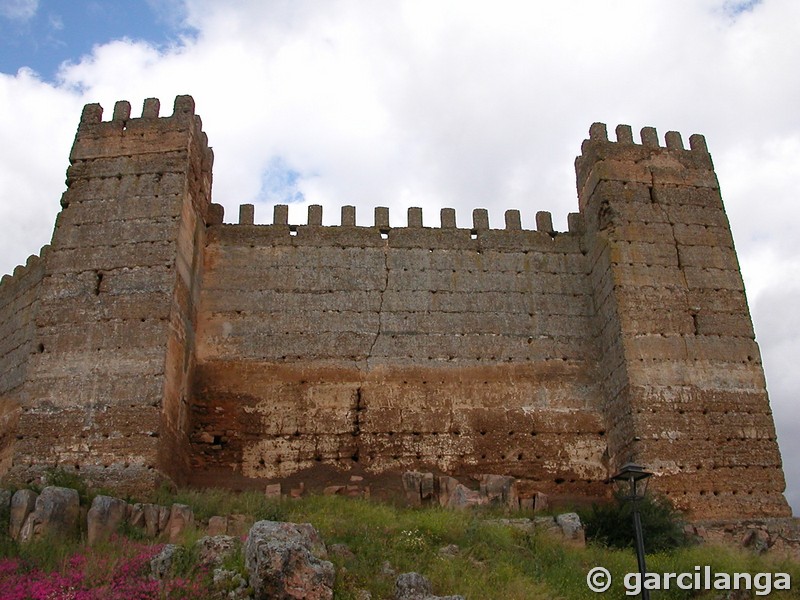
[0,96,790,520]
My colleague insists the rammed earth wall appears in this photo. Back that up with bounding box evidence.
[0,97,790,520]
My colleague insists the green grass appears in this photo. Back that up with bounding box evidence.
[147,486,287,523]
[1,485,798,599]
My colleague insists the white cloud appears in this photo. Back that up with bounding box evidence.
[0,0,798,514]
[0,0,37,21]
[752,286,800,515]
[145,0,189,30]
[0,68,82,265]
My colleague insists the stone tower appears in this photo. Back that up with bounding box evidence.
[577,123,788,518]
[0,96,212,491]
[0,97,790,520]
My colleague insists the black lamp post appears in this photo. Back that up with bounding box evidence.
[611,463,653,600]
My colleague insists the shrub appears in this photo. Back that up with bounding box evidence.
[582,492,691,553]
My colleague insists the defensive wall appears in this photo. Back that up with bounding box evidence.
[0,96,791,520]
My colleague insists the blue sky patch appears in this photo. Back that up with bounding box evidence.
[723,0,762,17]
[257,157,306,206]
[0,0,192,79]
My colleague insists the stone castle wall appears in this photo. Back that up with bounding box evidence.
[0,253,45,475]
[0,96,791,520]
[190,206,607,501]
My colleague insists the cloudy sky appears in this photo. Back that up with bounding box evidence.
[1,0,798,514]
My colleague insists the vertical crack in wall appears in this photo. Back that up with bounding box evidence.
[365,240,389,370]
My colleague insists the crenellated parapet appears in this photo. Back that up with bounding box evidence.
[70,96,211,161]
[208,204,590,255]
[0,247,48,291]
[576,123,718,216]
[65,96,214,220]
[212,202,584,235]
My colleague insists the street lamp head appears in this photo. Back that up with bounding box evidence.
[612,463,653,483]
[611,463,653,499]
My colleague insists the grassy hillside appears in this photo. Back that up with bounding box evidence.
[1,485,798,599]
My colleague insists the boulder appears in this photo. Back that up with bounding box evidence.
[207,515,228,536]
[9,489,37,540]
[519,490,549,512]
[128,503,145,530]
[130,503,169,537]
[395,572,431,599]
[87,495,128,544]
[394,572,465,600]
[136,503,168,537]
[556,512,585,546]
[445,484,487,510]
[166,503,195,543]
[345,485,363,497]
[329,543,355,559]
[478,474,517,508]
[436,476,460,508]
[289,483,305,498]
[196,534,240,567]
[742,528,771,554]
[533,516,563,537]
[402,471,428,506]
[157,504,171,533]
[420,473,435,502]
[19,486,79,543]
[212,567,250,599]
[245,520,335,600]
[151,544,181,580]
[381,561,397,577]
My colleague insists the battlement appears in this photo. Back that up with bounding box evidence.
[212,203,585,237]
[584,122,709,152]
[0,247,48,290]
[0,99,790,520]
[77,95,199,130]
[576,123,718,211]
[68,96,214,181]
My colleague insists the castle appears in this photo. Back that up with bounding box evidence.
[0,96,791,520]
